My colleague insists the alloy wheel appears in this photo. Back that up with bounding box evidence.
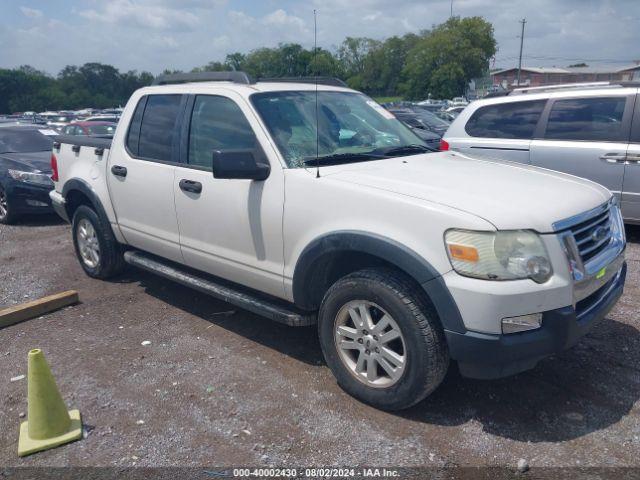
[0,189,8,219]
[334,300,406,388]
[77,218,100,268]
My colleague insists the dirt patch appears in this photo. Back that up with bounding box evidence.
[1,215,639,468]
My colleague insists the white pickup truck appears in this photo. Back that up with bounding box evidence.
[50,72,626,410]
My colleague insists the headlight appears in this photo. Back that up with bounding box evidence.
[445,229,553,283]
[8,169,54,187]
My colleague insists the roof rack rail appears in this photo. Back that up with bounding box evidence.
[151,71,253,86]
[510,80,640,95]
[257,77,348,88]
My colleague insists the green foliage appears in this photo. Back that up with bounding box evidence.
[0,63,154,113]
[0,16,497,113]
[192,43,340,79]
[401,17,497,99]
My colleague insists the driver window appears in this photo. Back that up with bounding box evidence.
[188,95,257,170]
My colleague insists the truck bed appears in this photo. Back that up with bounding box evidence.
[53,135,113,149]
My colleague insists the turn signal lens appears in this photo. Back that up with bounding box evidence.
[439,139,450,151]
[448,244,479,262]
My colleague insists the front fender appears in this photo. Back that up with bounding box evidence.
[292,231,466,333]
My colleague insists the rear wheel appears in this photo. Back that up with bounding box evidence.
[318,268,449,410]
[72,205,125,279]
[0,186,18,224]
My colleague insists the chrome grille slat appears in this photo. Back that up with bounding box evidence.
[580,235,612,256]
[571,212,609,237]
[557,202,614,265]
[575,220,611,246]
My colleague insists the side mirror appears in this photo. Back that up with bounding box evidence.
[211,149,270,181]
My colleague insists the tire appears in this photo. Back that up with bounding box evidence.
[318,268,449,410]
[0,185,18,225]
[72,205,125,279]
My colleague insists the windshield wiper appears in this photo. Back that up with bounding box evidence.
[302,152,385,166]
[376,144,434,156]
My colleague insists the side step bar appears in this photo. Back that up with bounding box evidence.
[123,251,316,327]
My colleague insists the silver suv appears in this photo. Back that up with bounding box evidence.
[443,82,640,224]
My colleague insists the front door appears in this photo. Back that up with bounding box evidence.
[173,93,285,298]
[107,93,185,263]
[622,92,640,222]
[530,94,634,200]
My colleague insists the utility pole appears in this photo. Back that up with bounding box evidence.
[516,18,526,87]
[450,0,453,18]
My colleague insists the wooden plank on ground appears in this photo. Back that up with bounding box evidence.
[0,290,79,328]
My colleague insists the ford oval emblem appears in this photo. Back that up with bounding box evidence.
[591,226,608,242]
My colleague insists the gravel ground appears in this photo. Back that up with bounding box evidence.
[1,215,639,470]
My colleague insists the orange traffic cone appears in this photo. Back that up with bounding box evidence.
[18,349,82,456]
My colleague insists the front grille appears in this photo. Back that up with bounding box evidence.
[567,206,612,263]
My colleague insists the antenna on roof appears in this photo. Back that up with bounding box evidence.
[314,9,320,179]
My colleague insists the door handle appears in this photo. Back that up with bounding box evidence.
[111,165,127,177]
[626,154,640,164]
[179,179,203,194]
[599,153,627,164]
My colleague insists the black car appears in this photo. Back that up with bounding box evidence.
[388,109,444,150]
[390,108,451,137]
[0,126,55,224]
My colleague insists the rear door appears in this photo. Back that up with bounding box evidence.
[107,93,186,263]
[622,91,640,222]
[449,99,546,164]
[530,92,634,199]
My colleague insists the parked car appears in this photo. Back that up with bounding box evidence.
[83,115,120,123]
[406,108,451,136]
[0,125,55,223]
[415,99,447,112]
[62,121,117,137]
[50,72,626,410]
[387,109,442,150]
[42,114,77,130]
[443,81,640,224]
[450,96,469,107]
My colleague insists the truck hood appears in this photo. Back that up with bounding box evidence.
[0,151,52,174]
[321,152,611,232]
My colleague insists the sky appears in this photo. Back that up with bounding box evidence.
[0,0,638,75]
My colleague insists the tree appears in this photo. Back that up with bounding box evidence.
[337,37,378,88]
[358,33,420,95]
[225,52,246,71]
[401,17,497,99]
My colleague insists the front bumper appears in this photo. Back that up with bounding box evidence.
[4,179,54,215]
[446,261,626,379]
[49,190,69,222]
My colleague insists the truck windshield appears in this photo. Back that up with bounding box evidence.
[251,91,427,168]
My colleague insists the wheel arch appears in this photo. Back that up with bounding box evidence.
[62,178,110,225]
[292,231,466,333]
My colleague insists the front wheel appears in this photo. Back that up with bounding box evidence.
[318,268,449,410]
[0,185,18,224]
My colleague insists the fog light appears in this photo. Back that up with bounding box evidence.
[502,313,542,334]
[26,199,48,207]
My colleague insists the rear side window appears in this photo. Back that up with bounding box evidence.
[126,98,145,154]
[465,100,546,139]
[135,94,183,162]
[544,97,627,142]
[188,95,257,170]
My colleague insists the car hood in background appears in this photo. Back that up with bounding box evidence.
[321,152,611,233]
[0,151,52,174]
